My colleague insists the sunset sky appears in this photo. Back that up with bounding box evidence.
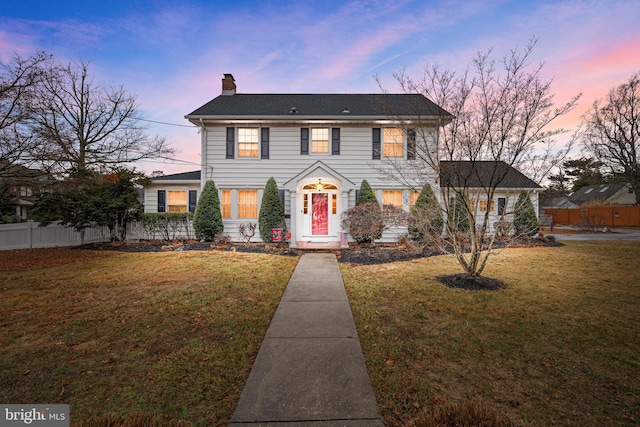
[1,0,639,175]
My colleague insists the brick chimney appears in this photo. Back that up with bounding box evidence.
[222,73,236,95]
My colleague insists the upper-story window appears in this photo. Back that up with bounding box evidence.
[383,128,404,157]
[311,128,329,153]
[238,128,259,157]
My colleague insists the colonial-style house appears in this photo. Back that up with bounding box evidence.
[144,74,542,247]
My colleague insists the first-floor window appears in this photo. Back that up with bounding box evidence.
[383,190,403,209]
[479,199,495,212]
[168,191,187,212]
[221,190,231,218]
[238,190,258,218]
[410,190,419,211]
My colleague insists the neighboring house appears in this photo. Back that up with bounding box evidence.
[0,164,52,221]
[540,196,578,210]
[440,161,543,233]
[146,74,542,247]
[569,183,637,206]
[144,170,201,214]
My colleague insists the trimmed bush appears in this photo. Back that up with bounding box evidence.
[341,202,384,244]
[514,190,540,236]
[193,180,223,241]
[259,177,286,243]
[142,212,193,240]
[357,180,378,205]
[409,183,443,241]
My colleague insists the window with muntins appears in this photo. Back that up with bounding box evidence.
[238,128,259,157]
[238,190,258,218]
[479,199,495,212]
[168,191,188,212]
[410,190,419,211]
[221,190,231,218]
[383,128,403,157]
[383,190,403,209]
[311,128,329,153]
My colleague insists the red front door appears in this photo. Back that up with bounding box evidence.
[311,193,329,235]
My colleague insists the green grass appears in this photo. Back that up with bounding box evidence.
[3,242,639,426]
[0,249,299,426]
[341,241,640,426]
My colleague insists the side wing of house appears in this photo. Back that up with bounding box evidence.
[144,171,202,214]
[440,161,543,234]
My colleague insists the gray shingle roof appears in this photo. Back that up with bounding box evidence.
[151,170,201,181]
[186,93,451,118]
[440,161,541,189]
[569,182,630,205]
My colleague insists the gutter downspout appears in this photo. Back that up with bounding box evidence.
[199,118,207,185]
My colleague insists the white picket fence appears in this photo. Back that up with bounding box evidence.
[0,222,110,251]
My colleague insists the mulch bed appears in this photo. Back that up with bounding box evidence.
[0,237,560,290]
[437,273,506,291]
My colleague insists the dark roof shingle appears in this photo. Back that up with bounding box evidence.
[440,161,541,189]
[151,170,201,181]
[186,93,451,118]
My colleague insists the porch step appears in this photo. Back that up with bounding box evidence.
[295,241,342,250]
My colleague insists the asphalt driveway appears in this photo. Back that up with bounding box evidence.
[550,227,640,241]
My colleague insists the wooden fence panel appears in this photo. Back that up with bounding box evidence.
[544,206,640,227]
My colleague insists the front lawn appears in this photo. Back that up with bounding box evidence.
[341,241,640,426]
[0,248,298,426]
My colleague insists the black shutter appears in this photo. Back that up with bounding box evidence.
[407,128,416,160]
[372,128,381,160]
[300,128,309,155]
[226,127,235,159]
[355,190,360,204]
[261,127,270,159]
[157,190,166,213]
[278,189,285,207]
[188,190,197,213]
[331,128,340,155]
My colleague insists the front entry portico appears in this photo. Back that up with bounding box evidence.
[284,161,356,249]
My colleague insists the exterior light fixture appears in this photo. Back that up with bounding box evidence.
[316,179,323,191]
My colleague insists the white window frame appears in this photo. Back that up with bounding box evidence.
[238,128,259,158]
[383,128,404,158]
[311,128,329,154]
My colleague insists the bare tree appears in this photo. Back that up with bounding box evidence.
[582,71,640,204]
[0,51,50,178]
[378,39,580,283]
[27,58,174,175]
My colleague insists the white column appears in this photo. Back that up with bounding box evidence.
[289,190,297,248]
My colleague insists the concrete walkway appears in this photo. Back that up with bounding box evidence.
[229,253,384,427]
